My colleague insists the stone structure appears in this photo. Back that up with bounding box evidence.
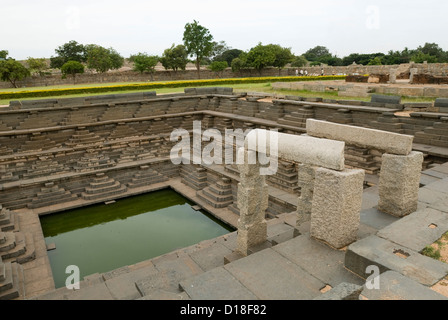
[306,119,424,218]
[0,88,447,300]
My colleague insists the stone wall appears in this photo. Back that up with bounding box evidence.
[1,88,448,218]
[2,62,448,89]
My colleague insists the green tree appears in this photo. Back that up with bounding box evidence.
[214,48,243,66]
[0,59,30,88]
[160,44,189,72]
[85,45,124,73]
[291,55,308,68]
[303,46,331,62]
[417,43,447,62]
[0,50,8,60]
[132,53,159,81]
[271,45,294,74]
[26,57,49,76]
[246,43,276,71]
[183,20,215,78]
[231,55,247,73]
[60,60,85,84]
[50,40,86,69]
[208,61,228,77]
[367,56,383,65]
[411,51,438,63]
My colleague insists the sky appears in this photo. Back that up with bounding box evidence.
[2,0,448,60]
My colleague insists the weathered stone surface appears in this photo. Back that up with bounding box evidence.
[378,151,424,217]
[314,282,363,300]
[306,119,413,155]
[360,271,448,300]
[377,207,448,252]
[310,168,365,249]
[236,149,268,256]
[245,129,345,171]
[296,164,316,225]
[345,235,448,286]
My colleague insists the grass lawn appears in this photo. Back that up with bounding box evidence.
[0,81,437,105]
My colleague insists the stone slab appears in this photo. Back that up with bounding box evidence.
[313,282,363,300]
[360,208,400,231]
[245,129,345,171]
[225,248,325,300]
[371,94,402,105]
[188,243,233,272]
[306,119,413,155]
[345,235,448,286]
[377,207,448,252]
[360,271,448,300]
[180,267,259,300]
[273,234,365,287]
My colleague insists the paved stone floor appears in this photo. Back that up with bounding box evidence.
[15,162,448,300]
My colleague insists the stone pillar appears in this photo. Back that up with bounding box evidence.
[236,149,268,256]
[389,68,397,84]
[296,164,316,226]
[378,151,424,217]
[310,168,365,249]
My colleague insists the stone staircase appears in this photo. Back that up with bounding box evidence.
[127,166,169,189]
[73,150,116,172]
[344,146,381,175]
[266,161,299,194]
[277,106,314,128]
[0,206,19,232]
[108,122,140,140]
[65,127,102,147]
[196,177,234,208]
[180,165,208,191]
[27,182,78,209]
[0,231,35,265]
[0,258,25,300]
[99,104,140,122]
[81,173,127,201]
[19,133,58,152]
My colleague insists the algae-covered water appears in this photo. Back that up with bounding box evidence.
[40,188,233,288]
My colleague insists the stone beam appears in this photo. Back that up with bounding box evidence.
[306,119,414,155]
[244,129,345,171]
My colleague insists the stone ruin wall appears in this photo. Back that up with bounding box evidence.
[1,88,448,220]
[2,62,448,89]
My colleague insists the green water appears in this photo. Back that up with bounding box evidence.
[40,188,234,288]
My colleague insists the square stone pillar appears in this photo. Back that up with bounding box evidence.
[378,151,423,217]
[296,164,316,226]
[310,168,365,249]
[236,149,268,256]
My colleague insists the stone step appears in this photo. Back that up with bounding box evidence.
[202,187,233,203]
[208,185,232,196]
[85,181,122,194]
[28,192,77,209]
[81,185,127,201]
[196,190,233,208]
[0,262,25,300]
[0,262,13,294]
[0,232,16,253]
[89,179,117,188]
[0,232,5,245]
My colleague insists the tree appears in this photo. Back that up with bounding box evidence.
[246,43,276,71]
[304,46,331,62]
[208,61,228,77]
[26,57,49,76]
[0,50,8,60]
[61,60,85,84]
[417,43,447,62]
[208,41,230,63]
[183,20,215,78]
[411,51,438,63]
[132,53,159,81]
[160,44,189,72]
[367,56,383,65]
[50,40,86,69]
[291,55,308,68]
[85,45,124,73]
[214,48,243,66]
[271,45,294,74]
[0,59,30,88]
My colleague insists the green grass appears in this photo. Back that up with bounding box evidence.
[0,80,438,106]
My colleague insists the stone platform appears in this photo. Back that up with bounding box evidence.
[26,162,448,300]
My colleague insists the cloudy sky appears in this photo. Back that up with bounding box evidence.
[2,0,448,60]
